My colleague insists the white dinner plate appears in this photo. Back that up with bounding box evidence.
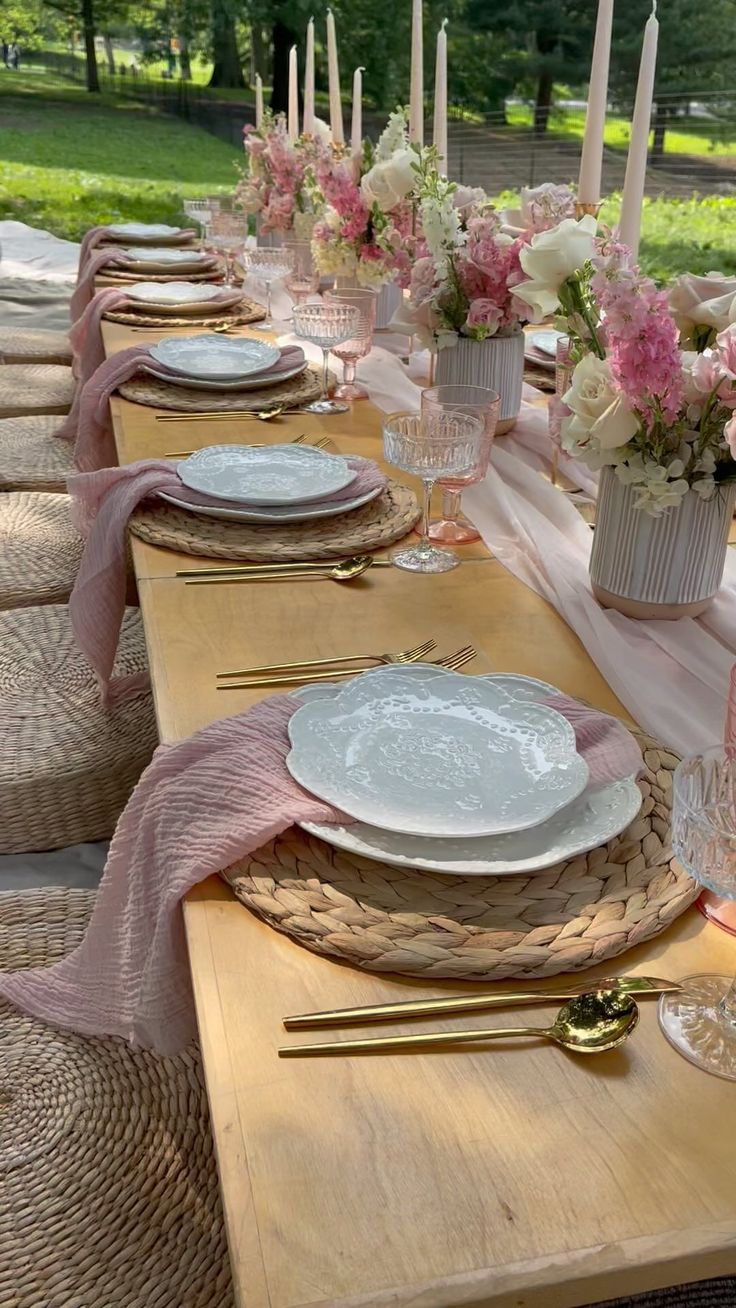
[142,361,307,391]
[292,669,641,875]
[158,483,381,523]
[529,329,564,357]
[126,282,225,311]
[150,334,279,380]
[106,222,186,243]
[121,246,211,266]
[177,443,356,506]
[286,669,589,838]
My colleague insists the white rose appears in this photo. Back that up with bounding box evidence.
[563,353,639,451]
[668,271,736,338]
[513,215,598,321]
[361,149,416,210]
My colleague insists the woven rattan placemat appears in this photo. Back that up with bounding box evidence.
[0,414,75,493]
[104,299,267,329]
[0,886,234,1308]
[98,267,223,285]
[222,732,698,981]
[119,362,324,413]
[129,480,420,561]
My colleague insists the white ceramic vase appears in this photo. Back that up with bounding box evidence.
[590,467,736,619]
[435,331,525,434]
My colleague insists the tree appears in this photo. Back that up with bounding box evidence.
[209,0,245,87]
[42,0,131,90]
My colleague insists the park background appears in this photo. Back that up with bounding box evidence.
[1,0,734,281]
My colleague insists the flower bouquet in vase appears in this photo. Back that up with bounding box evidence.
[238,112,330,245]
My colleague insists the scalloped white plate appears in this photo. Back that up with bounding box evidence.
[150,334,279,380]
[177,442,356,506]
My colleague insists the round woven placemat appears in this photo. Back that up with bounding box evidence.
[130,480,420,561]
[0,414,75,492]
[119,362,324,413]
[0,605,157,854]
[104,298,267,329]
[222,731,698,981]
[0,885,234,1308]
[0,326,72,365]
[0,365,75,419]
[98,267,224,285]
[0,492,83,609]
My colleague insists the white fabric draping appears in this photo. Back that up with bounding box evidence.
[0,219,79,330]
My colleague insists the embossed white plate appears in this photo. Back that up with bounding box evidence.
[106,222,186,242]
[291,669,641,874]
[150,334,279,380]
[143,361,306,391]
[126,282,225,311]
[286,670,589,837]
[177,443,356,506]
[157,483,381,522]
[529,329,563,357]
[120,246,210,266]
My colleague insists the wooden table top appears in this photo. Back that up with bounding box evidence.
[102,316,736,1308]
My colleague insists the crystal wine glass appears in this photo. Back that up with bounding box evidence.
[421,385,500,543]
[182,198,214,247]
[243,246,296,329]
[382,410,485,573]
[207,206,249,289]
[291,302,361,414]
[283,241,319,309]
[658,744,736,1080]
[326,288,378,400]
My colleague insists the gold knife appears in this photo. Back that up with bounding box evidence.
[282,975,681,1030]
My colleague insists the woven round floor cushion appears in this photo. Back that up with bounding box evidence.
[103,296,267,329]
[0,492,83,608]
[223,730,698,982]
[0,605,157,853]
[0,414,74,492]
[0,326,72,365]
[0,365,75,419]
[0,886,234,1308]
[118,362,324,413]
[129,480,421,561]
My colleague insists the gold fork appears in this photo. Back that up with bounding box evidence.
[217,645,476,691]
[164,435,333,458]
[154,405,294,423]
[217,636,437,680]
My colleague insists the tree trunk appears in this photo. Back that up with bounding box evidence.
[650,101,667,164]
[102,33,115,75]
[534,67,554,135]
[209,0,244,89]
[271,19,296,115]
[179,37,192,79]
[252,23,266,79]
[81,0,100,93]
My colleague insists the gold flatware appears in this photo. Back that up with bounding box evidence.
[217,636,437,680]
[218,645,476,690]
[188,556,376,587]
[162,435,333,458]
[155,405,298,423]
[178,553,389,580]
[283,975,681,1030]
[279,991,639,1058]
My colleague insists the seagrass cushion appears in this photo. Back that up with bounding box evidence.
[0,414,74,491]
[0,325,72,365]
[0,364,75,418]
[0,492,83,609]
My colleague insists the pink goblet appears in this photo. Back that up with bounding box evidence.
[325,288,378,400]
[421,385,500,543]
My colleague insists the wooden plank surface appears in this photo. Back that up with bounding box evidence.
[103,316,736,1308]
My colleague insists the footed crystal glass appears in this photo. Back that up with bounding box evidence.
[292,302,361,414]
[243,245,295,329]
[326,288,378,400]
[421,385,500,542]
[658,745,736,1080]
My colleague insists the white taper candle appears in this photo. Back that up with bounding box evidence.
[255,73,264,128]
[303,17,315,134]
[288,45,299,141]
[351,66,364,159]
[432,18,448,173]
[409,0,424,145]
[618,0,659,260]
[577,0,613,207]
[326,9,344,145]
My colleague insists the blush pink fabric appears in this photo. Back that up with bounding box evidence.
[71,247,130,321]
[725,665,736,747]
[68,449,386,700]
[55,343,308,472]
[0,691,641,1054]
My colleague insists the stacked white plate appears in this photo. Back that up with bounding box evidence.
[126,282,232,317]
[160,442,381,523]
[524,329,564,372]
[105,222,191,245]
[119,247,216,275]
[143,334,306,391]
[284,665,642,876]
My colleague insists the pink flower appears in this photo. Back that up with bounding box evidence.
[467,298,503,333]
[690,352,725,394]
[410,257,438,306]
[725,412,736,459]
[716,325,736,379]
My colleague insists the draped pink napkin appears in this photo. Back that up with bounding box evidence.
[70,247,130,321]
[55,343,307,472]
[69,285,247,382]
[68,447,385,700]
[725,664,736,748]
[0,691,641,1054]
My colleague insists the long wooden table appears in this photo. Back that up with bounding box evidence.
[102,317,736,1308]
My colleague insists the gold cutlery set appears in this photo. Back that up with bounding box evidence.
[279,976,681,1058]
[216,642,476,690]
[164,434,334,458]
[155,403,299,423]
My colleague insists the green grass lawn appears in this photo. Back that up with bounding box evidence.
[0,70,242,239]
[507,103,736,158]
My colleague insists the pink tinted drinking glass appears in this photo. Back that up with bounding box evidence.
[284,240,319,308]
[421,385,500,543]
[325,288,378,400]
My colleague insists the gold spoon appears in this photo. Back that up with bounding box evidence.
[185,556,376,586]
[177,553,386,579]
[278,991,639,1058]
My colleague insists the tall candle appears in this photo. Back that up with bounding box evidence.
[255,73,264,128]
[326,9,344,145]
[409,0,424,145]
[303,16,315,134]
[618,0,659,260]
[288,46,299,140]
[577,0,613,207]
[432,18,448,172]
[351,66,364,159]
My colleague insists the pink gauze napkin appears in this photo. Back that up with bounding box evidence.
[71,247,131,321]
[67,445,386,701]
[69,286,247,382]
[54,343,307,473]
[0,692,642,1055]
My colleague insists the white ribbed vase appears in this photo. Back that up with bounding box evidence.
[435,331,524,435]
[590,468,736,619]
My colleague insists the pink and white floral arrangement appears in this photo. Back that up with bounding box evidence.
[513,219,736,514]
[238,111,331,235]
